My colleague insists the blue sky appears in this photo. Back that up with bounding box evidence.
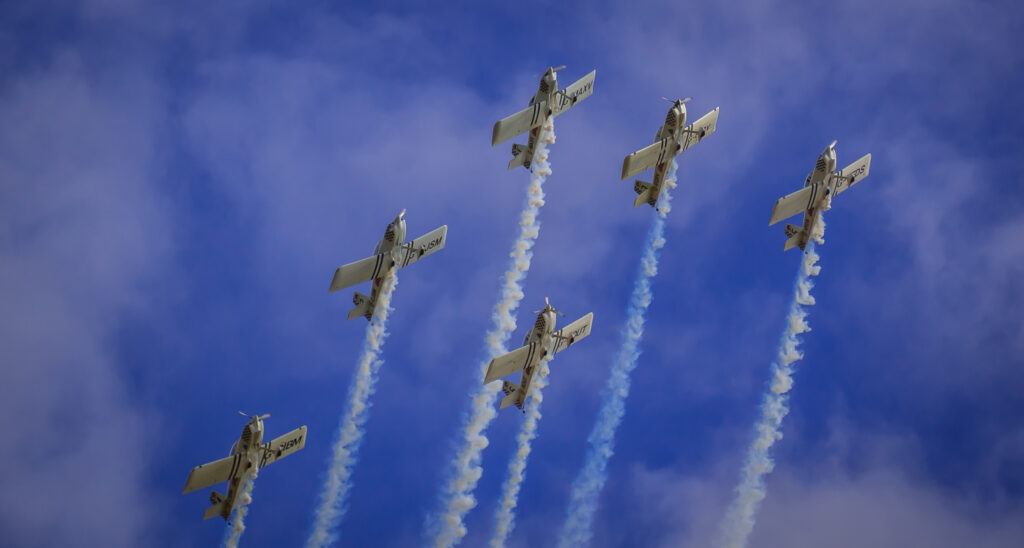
[2,1,1023,546]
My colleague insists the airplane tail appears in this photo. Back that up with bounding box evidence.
[784,231,804,252]
[347,292,373,321]
[633,180,655,208]
[507,143,528,170]
[499,381,523,410]
[204,490,229,521]
[784,223,801,238]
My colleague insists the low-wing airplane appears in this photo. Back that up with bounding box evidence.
[328,210,447,320]
[769,141,872,251]
[483,298,593,411]
[491,66,596,170]
[182,412,307,521]
[621,98,720,209]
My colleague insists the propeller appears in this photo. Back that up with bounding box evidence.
[660,96,693,105]
[532,296,565,317]
[238,411,271,420]
[398,208,407,219]
[534,65,567,77]
[829,139,838,149]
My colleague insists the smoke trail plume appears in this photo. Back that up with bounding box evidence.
[715,214,824,548]
[429,120,555,548]
[489,356,553,548]
[557,162,679,548]
[306,270,399,548]
[223,447,261,548]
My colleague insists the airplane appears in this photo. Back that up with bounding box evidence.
[182,412,307,521]
[768,141,872,251]
[621,98,720,209]
[328,210,447,320]
[483,298,594,411]
[491,65,596,170]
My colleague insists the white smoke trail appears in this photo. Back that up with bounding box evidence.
[306,270,399,548]
[222,447,261,548]
[429,120,556,548]
[557,162,679,548]
[488,355,553,548]
[715,214,825,548]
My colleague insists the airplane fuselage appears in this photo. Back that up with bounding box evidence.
[362,214,408,314]
[791,144,839,250]
[521,71,560,170]
[216,417,265,520]
[514,307,558,402]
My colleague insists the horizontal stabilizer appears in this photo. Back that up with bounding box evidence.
[499,382,522,410]
[784,232,805,252]
[769,183,823,226]
[634,180,652,196]
[493,101,550,146]
[834,153,872,195]
[784,223,801,238]
[633,188,655,208]
[348,292,373,321]
[484,343,539,384]
[507,144,529,170]
[204,495,229,521]
[329,254,388,293]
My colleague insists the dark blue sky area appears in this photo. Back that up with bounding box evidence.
[1,1,1023,547]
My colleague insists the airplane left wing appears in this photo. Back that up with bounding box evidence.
[622,138,676,180]
[552,312,594,354]
[183,453,244,494]
[396,225,448,269]
[484,343,540,384]
[832,153,872,196]
[258,426,307,468]
[329,254,388,293]
[553,70,596,116]
[678,108,720,154]
[492,101,550,146]
[769,183,825,226]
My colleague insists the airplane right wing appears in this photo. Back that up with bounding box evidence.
[621,138,676,180]
[183,453,244,494]
[396,225,448,269]
[553,70,596,116]
[258,426,307,468]
[552,312,594,354]
[492,101,550,146]
[769,182,825,226]
[484,343,540,384]
[329,254,389,293]
[678,108,720,154]
[833,153,872,196]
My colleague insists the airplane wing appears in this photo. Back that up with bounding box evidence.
[492,101,550,146]
[621,138,676,180]
[769,182,825,226]
[484,343,541,384]
[183,453,245,494]
[678,108,720,154]
[553,70,596,116]
[552,312,594,354]
[258,426,307,468]
[329,254,389,293]
[396,225,448,269]
[832,153,872,196]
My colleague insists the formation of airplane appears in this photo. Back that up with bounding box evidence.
[484,298,594,411]
[491,66,596,170]
[183,413,307,520]
[621,98,720,209]
[182,63,879,530]
[769,141,872,251]
[328,210,448,320]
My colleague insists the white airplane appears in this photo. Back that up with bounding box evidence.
[621,98,720,209]
[483,298,594,411]
[491,66,596,170]
[182,412,307,521]
[328,210,447,320]
[769,141,872,251]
